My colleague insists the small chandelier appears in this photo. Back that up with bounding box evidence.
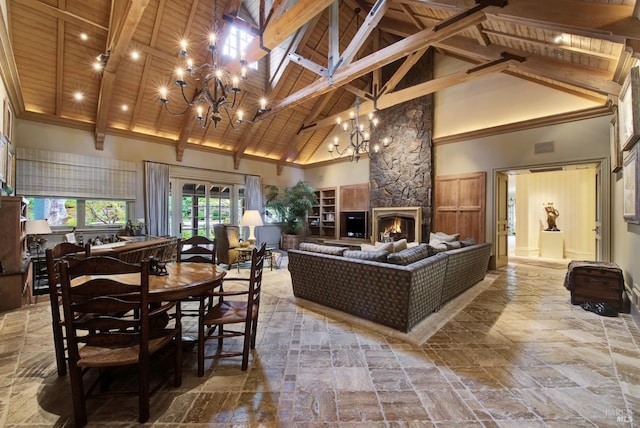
[328,96,389,162]
[157,0,264,129]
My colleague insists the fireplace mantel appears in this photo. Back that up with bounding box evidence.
[372,207,422,243]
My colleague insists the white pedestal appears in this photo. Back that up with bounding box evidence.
[540,231,564,259]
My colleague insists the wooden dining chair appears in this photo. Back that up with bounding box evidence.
[177,236,218,360]
[45,242,91,377]
[59,256,182,427]
[197,243,265,376]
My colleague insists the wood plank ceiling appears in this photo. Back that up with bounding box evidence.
[6,0,640,173]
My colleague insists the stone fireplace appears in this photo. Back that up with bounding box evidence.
[372,207,422,243]
[369,50,434,241]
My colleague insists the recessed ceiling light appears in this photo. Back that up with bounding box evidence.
[553,34,563,44]
[131,51,140,60]
[121,104,129,111]
[74,92,84,101]
[80,33,88,41]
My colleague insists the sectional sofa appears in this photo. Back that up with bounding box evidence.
[287,242,492,332]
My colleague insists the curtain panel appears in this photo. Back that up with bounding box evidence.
[144,161,170,236]
[245,175,262,211]
[16,148,137,199]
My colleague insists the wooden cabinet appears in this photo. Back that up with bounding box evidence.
[0,196,28,273]
[0,196,31,311]
[307,188,337,239]
[340,183,369,211]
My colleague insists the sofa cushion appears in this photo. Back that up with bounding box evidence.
[227,226,240,249]
[299,242,348,256]
[387,243,430,265]
[361,241,395,253]
[343,250,389,262]
[393,238,408,252]
[460,237,477,247]
[427,243,448,257]
[445,240,462,250]
[431,232,460,243]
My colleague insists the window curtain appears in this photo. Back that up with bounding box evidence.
[144,161,170,236]
[16,148,136,199]
[245,175,262,210]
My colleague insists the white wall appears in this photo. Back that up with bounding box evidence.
[433,54,602,138]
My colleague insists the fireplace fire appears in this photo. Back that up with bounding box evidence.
[372,207,422,243]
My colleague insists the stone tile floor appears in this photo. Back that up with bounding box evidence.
[1,260,639,427]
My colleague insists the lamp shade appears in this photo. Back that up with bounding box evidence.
[26,219,52,235]
[239,210,264,227]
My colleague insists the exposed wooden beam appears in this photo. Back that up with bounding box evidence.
[435,35,621,96]
[95,0,150,148]
[377,16,420,38]
[380,47,429,96]
[244,0,334,63]
[176,111,198,161]
[490,0,638,41]
[482,29,620,60]
[339,0,389,68]
[303,54,518,133]
[392,0,464,13]
[55,10,64,117]
[277,93,334,166]
[260,8,488,120]
[14,0,109,31]
[328,0,340,71]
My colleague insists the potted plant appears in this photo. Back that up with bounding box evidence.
[265,181,318,250]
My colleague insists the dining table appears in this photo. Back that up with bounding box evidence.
[70,262,227,303]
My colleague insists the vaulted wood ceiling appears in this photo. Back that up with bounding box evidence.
[6,0,640,173]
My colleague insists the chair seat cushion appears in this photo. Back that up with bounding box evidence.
[204,301,258,325]
[77,332,175,367]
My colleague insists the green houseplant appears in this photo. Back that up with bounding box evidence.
[266,181,318,250]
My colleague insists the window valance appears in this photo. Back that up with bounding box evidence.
[16,148,137,199]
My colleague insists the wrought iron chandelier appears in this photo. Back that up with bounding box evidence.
[328,96,389,162]
[157,0,265,129]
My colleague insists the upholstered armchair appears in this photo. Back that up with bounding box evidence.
[214,224,241,268]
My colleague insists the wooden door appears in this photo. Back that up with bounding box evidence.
[494,171,509,268]
[434,172,486,243]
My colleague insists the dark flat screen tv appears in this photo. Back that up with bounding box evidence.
[345,214,366,238]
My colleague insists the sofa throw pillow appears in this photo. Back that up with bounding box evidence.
[434,231,461,242]
[343,250,389,262]
[360,243,378,252]
[427,242,448,257]
[445,240,462,250]
[460,237,477,247]
[407,241,419,248]
[299,242,348,256]
[387,243,430,265]
[375,242,395,253]
[393,238,408,252]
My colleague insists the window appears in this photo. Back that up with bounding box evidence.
[26,197,131,228]
[223,26,258,70]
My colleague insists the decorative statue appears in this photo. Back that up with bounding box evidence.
[543,202,560,231]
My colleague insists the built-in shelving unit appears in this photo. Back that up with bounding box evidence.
[0,196,32,311]
[307,187,337,239]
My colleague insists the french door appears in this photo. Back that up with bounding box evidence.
[170,180,236,239]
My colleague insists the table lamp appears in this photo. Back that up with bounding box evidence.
[239,210,263,246]
[26,219,52,255]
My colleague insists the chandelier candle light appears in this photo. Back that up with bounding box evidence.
[329,96,389,162]
[157,0,264,129]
